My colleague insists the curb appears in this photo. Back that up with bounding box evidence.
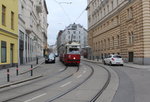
[19,60,45,75]
[0,75,43,89]
[82,59,103,64]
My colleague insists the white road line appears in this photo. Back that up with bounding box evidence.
[59,69,64,71]
[60,81,72,87]
[24,93,47,102]
[77,74,82,78]
[83,70,86,74]
[84,68,87,70]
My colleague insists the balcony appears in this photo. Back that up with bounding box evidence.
[25,26,32,34]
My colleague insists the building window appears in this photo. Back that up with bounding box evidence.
[19,30,24,40]
[108,38,110,49]
[104,8,106,15]
[111,1,114,10]
[11,11,14,29]
[2,5,6,26]
[112,37,114,48]
[117,35,120,47]
[1,41,7,63]
[107,5,109,13]
[127,7,133,19]
[117,0,118,6]
[73,31,76,34]
[128,31,134,44]
[116,16,119,24]
[101,41,103,50]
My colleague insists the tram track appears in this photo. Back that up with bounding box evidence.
[45,61,111,102]
[81,60,111,102]
[2,61,112,102]
[1,65,79,102]
[89,63,111,102]
[45,63,94,102]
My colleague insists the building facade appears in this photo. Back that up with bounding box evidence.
[87,0,150,65]
[18,0,48,65]
[57,23,88,49]
[0,0,18,68]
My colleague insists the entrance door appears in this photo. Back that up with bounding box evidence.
[128,52,134,62]
[10,44,14,67]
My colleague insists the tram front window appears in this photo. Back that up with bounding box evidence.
[68,48,80,54]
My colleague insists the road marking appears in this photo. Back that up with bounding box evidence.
[77,74,82,78]
[59,69,64,71]
[83,70,86,74]
[24,93,47,102]
[60,81,72,87]
[84,68,87,70]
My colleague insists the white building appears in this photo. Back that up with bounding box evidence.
[18,0,48,65]
[58,23,88,49]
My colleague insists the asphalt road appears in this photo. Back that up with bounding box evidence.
[0,59,110,102]
[111,65,150,102]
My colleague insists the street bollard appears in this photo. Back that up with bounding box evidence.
[7,69,10,82]
[16,65,19,76]
[30,65,33,76]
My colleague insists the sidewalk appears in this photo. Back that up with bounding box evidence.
[82,58,150,69]
[0,58,45,88]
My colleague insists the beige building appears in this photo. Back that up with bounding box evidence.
[18,0,48,65]
[87,0,150,65]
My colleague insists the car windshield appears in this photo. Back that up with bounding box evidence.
[68,48,80,54]
[49,53,55,58]
[113,55,122,58]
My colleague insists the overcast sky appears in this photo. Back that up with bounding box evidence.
[45,0,87,45]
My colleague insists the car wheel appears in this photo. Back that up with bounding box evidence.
[103,61,106,65]
[109,62,112,66]
[121,64,124,66]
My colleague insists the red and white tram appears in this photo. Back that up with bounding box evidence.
[59,42,80,66]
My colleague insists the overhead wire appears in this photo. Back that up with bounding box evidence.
[52,0,87,24]
[52,0,72,23]
[74,8,86,23]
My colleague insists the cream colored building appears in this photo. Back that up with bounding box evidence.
[18,0,48,65]
[87,0,150,65]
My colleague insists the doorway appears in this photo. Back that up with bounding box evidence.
[128,52,134,62]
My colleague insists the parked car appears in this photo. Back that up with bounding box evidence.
[45,53,55,63]
[103,54,124,66]
[55,53,59,57]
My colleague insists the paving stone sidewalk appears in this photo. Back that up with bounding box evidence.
[0,58,45,87]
